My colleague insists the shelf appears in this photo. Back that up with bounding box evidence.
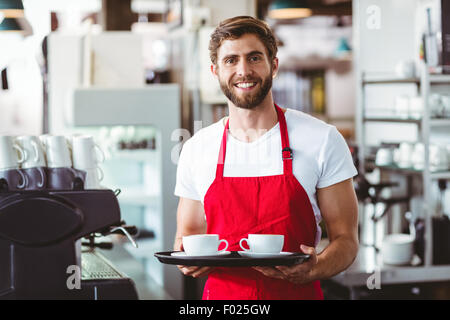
[362,77,420,85]
[375,164,450,179]
[362,74,450,86]
[332,246,450,287]
[112,149,158,162]
[363,117,450,126]
[429,74,450,84]
[363,117,421,124]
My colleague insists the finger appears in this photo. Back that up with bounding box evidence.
[179,266,200,276]
[191,267,214,278]
[300,244,318,264]
[300,244,315,254]
[253,267,285,280]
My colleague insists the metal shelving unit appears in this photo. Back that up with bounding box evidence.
[358,62,450,267]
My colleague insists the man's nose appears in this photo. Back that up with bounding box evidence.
[236,59,252,77]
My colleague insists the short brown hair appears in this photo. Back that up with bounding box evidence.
[209,16,278,66]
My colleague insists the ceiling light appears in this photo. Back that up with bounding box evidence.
[0,0,24,18]
[268,0,312,20]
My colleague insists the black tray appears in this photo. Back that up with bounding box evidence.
[154,251,310,267]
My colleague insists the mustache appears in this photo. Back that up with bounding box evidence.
[232,76,260,84]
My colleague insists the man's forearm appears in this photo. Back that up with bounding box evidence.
[310,236,358,281]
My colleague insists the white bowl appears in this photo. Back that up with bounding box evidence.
[381,234,415,265]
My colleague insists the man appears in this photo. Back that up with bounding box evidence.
[174,16,358,300]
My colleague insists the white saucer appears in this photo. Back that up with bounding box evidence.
[171,251,231,257]
[237,251,293,258]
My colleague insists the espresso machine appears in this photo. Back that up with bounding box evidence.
[0,176,139,300]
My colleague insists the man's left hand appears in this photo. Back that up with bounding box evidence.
[253,244,318,285]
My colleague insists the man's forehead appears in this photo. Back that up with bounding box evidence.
[217,33,268,58]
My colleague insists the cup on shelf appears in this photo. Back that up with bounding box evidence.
[0,168,26,190]
[375,148,395,166]
[411,143,425,170]
[71,135,105,170]
[397,142,414,168]
[440,95,450,118]
[22,167,46,190]
[0,135,25,170]
[429,94,445,118]
[395,60,416,79]
[15,135,47,169]
[44,135,72,168]
[71,135,105,189]
[409,96,423,119]
[82,167,104,189]
[430,144,449,171]
[394,95,410,118]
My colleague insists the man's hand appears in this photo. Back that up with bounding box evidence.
[177,265,215,278]
[253,244,318,285]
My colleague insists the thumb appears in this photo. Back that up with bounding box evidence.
[300,244,314,254]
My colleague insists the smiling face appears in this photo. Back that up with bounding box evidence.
[212,33,278,110]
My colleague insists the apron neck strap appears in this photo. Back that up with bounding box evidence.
[216,104,292,178]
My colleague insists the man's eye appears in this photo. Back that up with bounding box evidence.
[249,56,261,62]
[225,58,235,64]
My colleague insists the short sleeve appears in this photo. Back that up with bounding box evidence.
[316,126,357,189]
[174,139,202,201]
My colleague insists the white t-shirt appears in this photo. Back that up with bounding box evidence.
[174,108,357,245]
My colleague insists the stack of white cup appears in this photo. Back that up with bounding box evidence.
[70,135,105,189]
[0,136,26,189]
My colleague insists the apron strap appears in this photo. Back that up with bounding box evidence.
[275,104,293,176]
[215,104,293,179]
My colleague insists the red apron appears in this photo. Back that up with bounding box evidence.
[202,104,323,300]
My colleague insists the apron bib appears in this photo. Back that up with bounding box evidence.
[203,105,323,300]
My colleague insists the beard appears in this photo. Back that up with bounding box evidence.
[218,71,273,110]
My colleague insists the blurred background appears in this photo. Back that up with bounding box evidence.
[1,0,450,300]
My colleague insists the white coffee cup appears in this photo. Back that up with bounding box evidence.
[412,143,425,170]
[409,96,423,119]
[0,135,25,170]
[394,95,410,117]
[182,234,229,256]
[397,142,413,168]
[83,167,104,189]
[375,148,394,166]
[15,135,46,169]
[239,234,284,253]
[395,60,416,78]
[45,135,72,168]
[430,144,449,171]
[71,135,105,170]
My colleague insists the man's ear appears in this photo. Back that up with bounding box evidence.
[211,64,218,77]
[272,57,279,79]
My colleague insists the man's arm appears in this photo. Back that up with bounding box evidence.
[174,197,207,250]
[174,197,213,278]
[253,178,358,284]
[309,177,359,280]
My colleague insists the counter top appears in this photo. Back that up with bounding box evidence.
[330,245,450,287]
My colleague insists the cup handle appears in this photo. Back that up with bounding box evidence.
[94,144,105,164]
[97,166,104,181]
[14,144,25,164]
[31,140,40,163]
[37,167,45,188]
[239,238,250,252]
[16,169,27,189]
[218,239,229,252]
